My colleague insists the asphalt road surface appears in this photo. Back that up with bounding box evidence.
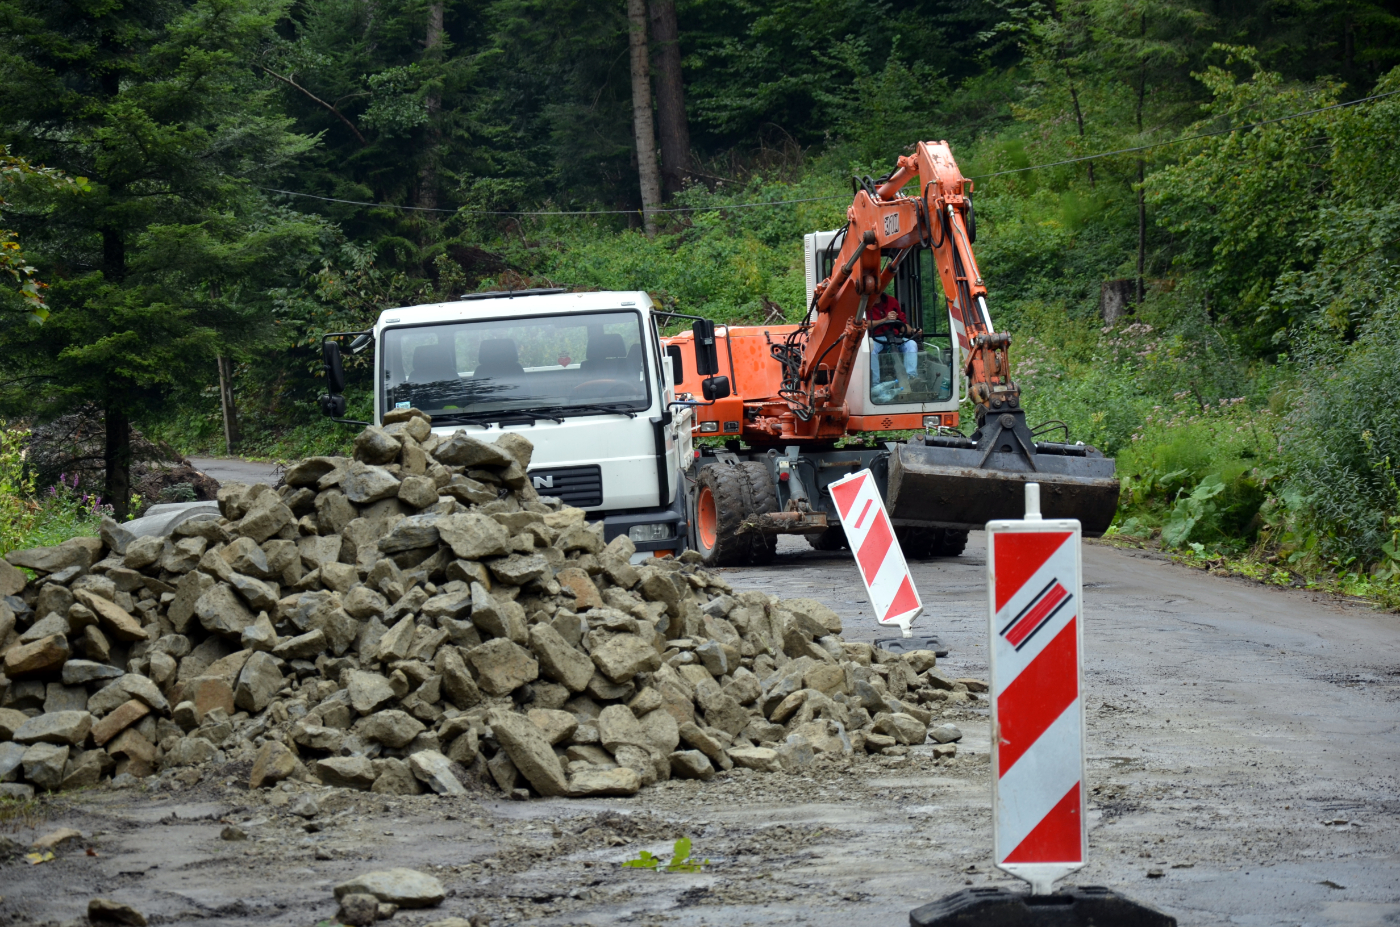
[4,521,1397,926]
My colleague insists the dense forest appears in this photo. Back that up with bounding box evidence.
[2,0,1399,600]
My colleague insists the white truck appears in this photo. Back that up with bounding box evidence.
[317,288,720,562]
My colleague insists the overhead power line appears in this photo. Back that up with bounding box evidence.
[969,86,1400,180]
[258,86,1400,216]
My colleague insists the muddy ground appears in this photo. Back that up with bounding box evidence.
[3,527,1398,927]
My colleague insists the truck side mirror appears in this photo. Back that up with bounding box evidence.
[692,319,719,376]
[323,340,346,394]
[701,376,731,401]
[665,344,684,385]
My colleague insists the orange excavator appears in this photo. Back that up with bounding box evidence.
[663,140,1120,566]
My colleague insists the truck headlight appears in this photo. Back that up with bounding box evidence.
[698,420,720,433]
[629,523,675,542]
[923,415,941,429]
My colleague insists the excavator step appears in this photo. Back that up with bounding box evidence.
[886,441,1120,537]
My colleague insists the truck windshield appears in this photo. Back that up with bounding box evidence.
[381,310,652,421]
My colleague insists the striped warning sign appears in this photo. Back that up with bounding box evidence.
[829,468,922,634]
[987,513,1086,893]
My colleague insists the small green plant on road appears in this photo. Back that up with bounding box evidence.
[622,838,708,872]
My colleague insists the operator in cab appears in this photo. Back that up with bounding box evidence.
[869,288,921,387]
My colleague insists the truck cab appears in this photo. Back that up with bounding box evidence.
[322,289,692,561]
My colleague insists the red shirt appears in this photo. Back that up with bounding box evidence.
[870,294,907,337]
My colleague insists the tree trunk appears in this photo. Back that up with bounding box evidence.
[418,2,444,215]
[648,0,690,197]
[217,355,239,454]
[627,0,662,236]
[1067,73,1094,189]
[1135,26,1147,306]
[104,406,132,521]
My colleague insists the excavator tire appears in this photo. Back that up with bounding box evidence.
[738,461,779,565]
[937,529,969,557]
[807,525,849,551]
[693,465,755,567]
[895,527,942,560]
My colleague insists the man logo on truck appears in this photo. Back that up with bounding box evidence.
[533,475,554,489]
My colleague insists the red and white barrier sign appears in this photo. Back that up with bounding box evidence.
[830,469,922,636]
[988,488,1086,894]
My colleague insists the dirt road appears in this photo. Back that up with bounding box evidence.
[3,535,1397,926]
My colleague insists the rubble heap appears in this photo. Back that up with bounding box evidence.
[0,411,977,800]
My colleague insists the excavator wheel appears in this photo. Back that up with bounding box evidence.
[938,529,969,557]
[693,466,753,567]
[807,525,849,551]
[738,461,779,565]
[895,527,942,560]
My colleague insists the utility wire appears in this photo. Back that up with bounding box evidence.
[257,186,844,215]
[258,86,1400,216]
[969,87,1400,180]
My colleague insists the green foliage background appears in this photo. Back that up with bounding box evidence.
[1,0,1399,594]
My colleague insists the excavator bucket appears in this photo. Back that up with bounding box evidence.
[886,440,1121,537]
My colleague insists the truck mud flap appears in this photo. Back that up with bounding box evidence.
[886,442,1120,537]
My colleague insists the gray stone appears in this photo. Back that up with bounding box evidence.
[226,572,276,613]
[3,634,70,677]
[727,745,782,773]
[678,721,734,771]
[354,426,402,465]
[343,584,388,620]
[13,711,92,746]
[340,462,402,504]
[374,615,417,662]
[249,740,297,788]
[114,673,169,712]
[438,513,509,560]
[316,755,377,790]
[569,766,641,796]
[408,750,467,795]
[397,475,439,510]
[0,556,30,596]
[669,749,715,780]
[290,793,320,818]
[434,431,513,468]
[195,584,256,638]
[241,612,278,652]
[123,535,165,571]
[467,639,538,696]
[487,553,549,586]
[334,868,445,908]
[930,722,963,744]
[0,742,28,782]
[591,633,661,684]
[489,709,569,797]
[160,536,207,573]
[272,628,326,660]
[238,495,295,544]
[378,514,441,554]
[435,646,482,709]
[339,893,379,927]
[695,640,732,676]
[776,735,815,770]
[168,571,216,634]
[360,710,426,748]
[371,757,424,795]
[87,898,148,926]
[43,682,89,713]
[529,623,595,692]
[422,588,471,621]
[22,743,69,790]
[234,652,283,713]
[526,708,577,745]
[640,708,680,754]
[285,456,342,487]
[597,704,650,752]
[348,671,396,715]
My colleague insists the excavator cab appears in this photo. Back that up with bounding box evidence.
[804,231,960,419]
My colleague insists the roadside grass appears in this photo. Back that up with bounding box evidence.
[0,796,51,830]
[1,427,111,558]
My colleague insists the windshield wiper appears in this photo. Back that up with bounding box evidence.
[526,403,640,419]
[429,412,497,426]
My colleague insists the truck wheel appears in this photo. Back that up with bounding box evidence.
[694,466,752,567]
[937,529,969,557]
[896,527,942,560]
[738,461,778,565]
[807,526,849,551]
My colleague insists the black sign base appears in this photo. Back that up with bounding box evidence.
[910,886,1176,927]
[874,636,948,657]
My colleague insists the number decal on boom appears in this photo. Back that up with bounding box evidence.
[883,213,900,237]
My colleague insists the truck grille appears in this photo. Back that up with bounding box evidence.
[527,465,603,508]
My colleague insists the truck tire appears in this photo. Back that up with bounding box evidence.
[738,461,778,565]
[693,465,753,567]
[807,525,849,551]
[937,529,969,557]
[896,527,942,560]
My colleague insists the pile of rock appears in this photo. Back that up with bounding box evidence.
[0,411,977,801]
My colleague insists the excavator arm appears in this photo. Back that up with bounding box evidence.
[791,141,1120,533]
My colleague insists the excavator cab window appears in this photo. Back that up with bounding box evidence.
[868,246,955,406]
